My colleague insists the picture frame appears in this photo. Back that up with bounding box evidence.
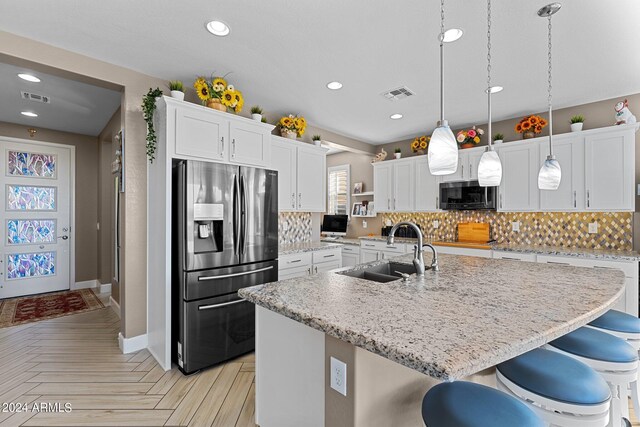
[353,182,363,194]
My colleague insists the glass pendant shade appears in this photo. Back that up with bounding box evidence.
[477,149,502,186]
[538,156,561,190]
[428,125,458,175]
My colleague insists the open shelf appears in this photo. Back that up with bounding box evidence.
[352,191,374,197]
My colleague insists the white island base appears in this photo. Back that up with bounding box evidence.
[255,307,495,427]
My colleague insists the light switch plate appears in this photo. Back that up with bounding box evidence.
[330,357,347,396]
[433,220,440,229]
[589,222,598,234]
[512,221,520,232]
[362,220,368,228]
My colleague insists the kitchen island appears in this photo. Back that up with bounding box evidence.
[239,253,625,427]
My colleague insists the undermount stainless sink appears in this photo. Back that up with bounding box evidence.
[337,262,416,283]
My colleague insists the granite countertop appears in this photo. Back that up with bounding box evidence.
[320,237,361,246]
[493,243,640,261]
[279,241,343,256]
[359,235,420,244]
[240,253,624,380]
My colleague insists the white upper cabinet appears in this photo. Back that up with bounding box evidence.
[497,142,539,211]
[415,157,439,211]
[440,155,464,182]
[373,162,394,212]
[584,127,635,211]
[175,105,227,161]
[271,139,297,211]
[539,136,585,211]
[164,96,274,167]
[271,136,327,212]
[392,159,415,211]
[296,144,327,212]
[440,147,485,182]
[229,120,271,167]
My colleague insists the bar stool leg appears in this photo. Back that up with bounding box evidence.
[631,380,640,422]
[621,384,630,423]
[610,384,622,427]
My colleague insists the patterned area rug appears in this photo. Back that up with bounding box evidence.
[0,289,104,328]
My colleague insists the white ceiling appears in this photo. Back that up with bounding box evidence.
[2,1,639,144]
[0,62,121,136]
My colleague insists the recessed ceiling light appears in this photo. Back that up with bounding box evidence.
[327,81,343,90]
[206,20,230,36]
[21,111,38,117]
[486,86,503,94]
[18,73,40,83]
[390,113,403,120]
[441,28,464,43]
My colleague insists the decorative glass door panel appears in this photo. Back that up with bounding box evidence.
[0,139,71,299]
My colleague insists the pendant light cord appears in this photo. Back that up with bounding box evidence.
[547,14,554,157]
[486,0,492,149]
[439,0,445,125]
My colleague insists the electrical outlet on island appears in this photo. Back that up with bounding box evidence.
[588,222,598,234]
[330,357,347,396]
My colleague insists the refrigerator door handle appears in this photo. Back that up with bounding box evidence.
[197,265,274,281]
[233,174,240,255]
[198,298,247,311]
[240,175,248,255]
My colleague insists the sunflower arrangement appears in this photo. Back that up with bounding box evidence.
[456,126,484,146]
[515,114,547,135]
[193,76,244,113]
[411,135,430,153]
[279,114,307,137]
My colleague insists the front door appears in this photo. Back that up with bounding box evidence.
[0,138,72,299]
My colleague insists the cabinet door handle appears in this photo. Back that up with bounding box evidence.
[314,266,318,274]
[364,244,375,247]
[298,193,302,208]
[387,198,390,210]
[499,194,503,209]
[546,261,570,266]
[288,259,302,264]
[323,254,335,258]
[587,190,590,208]
[393,198,396,210]
[469,164,472,178]
[436,196,439,208]
[307,267,311,275]
[376,252,379,261]
[231,138,236,158]
[220,136,225,157]
[291,193,295,209]
[461,164,464,179]
[573,191,577,208]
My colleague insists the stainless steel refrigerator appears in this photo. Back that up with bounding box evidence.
[172,160,278,374]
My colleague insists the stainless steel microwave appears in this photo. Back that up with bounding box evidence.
[439,181,497,210]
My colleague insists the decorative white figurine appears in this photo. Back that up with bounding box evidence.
[372,148,387,163]
[615,99,636,125]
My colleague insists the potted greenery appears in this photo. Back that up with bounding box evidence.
[493,133,504,145]
[261,117,267,123]
[251,106,263,122]
[168,81,185,101]
[570,115,584,132]
[312,134,322,146]
[394,148,402,159]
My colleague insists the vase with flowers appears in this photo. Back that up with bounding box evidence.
[278,115,306,139]
[515,115,547,139]
[193,76,244,114]
[411,135,430,155]
[456,126,484,148]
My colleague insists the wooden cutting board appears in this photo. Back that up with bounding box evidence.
[457,222,490,243]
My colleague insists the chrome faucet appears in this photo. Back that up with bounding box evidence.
[387,222,425,276]
[422,243,439,272]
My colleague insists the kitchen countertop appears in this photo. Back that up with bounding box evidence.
[240,253,624,380]
[359,235,420,244]
[493,243,640,261]
[278,241,343,256]
[320,237,361,246]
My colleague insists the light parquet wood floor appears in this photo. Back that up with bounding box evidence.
[0,305,257,426]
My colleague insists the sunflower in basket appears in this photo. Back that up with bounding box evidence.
[411,135,430,153]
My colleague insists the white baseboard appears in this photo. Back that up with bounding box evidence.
[118,332,148,354]
[109,296,121,318]
[72,279,99,290]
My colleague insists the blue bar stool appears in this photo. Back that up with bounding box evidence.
[589,309,640,352]
[547,327,639,427]
[497,348,611,427]
[421,381,545,427]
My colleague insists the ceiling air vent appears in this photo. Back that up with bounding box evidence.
[381,86,414,101]
[21,91,51,104]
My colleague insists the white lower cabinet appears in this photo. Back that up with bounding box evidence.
[359,240,411,263]
[278,248,342,280]
[341,246,361,267]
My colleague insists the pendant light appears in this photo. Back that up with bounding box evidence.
[477,0,503,187]
[537,3,562,190]
[428,0,460,175]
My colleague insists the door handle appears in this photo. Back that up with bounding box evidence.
[240,175,248,255]
[307,267,311,275]
[469,164,472,178]
[436,196,439,208]
[314,266,318,274]
[461,164,464,179]
[198,298,247,311]
[573,190,577,208]
[387,198,390,210]
[197,265,274,281]
[499,194,503,209]
[393,198,396,210]
[220,136,225,157]
[291,193,295,209]
[232,138,236,158]
[587,190,590,208]
[58,235,69,240]
[298,193,302,209]
[233,174,240,255]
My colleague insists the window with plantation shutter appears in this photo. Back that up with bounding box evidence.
[327,165,350,215]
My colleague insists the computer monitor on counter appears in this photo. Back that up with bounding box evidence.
[321,214,348,237]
